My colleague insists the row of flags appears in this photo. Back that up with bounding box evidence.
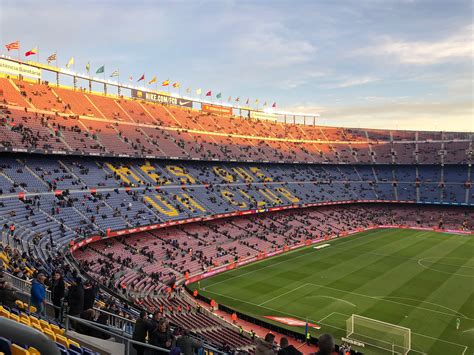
[4,40,277,107]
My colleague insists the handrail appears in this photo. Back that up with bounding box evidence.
[3,271,52,302]
[65,315,170,355]
[0,316,61,355]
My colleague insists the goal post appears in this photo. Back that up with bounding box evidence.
[346,314,411,354]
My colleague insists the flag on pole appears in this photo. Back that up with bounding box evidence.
[172,82,180,88]
[47,53,57,63]
[66,57,74,69]
[272,102,276,108]
[196,88,202,95]
[235,97,240,102]
[110,70,119,77]
[263,101,267,106]
[216,92,222,99]
[186,88,191,94]
[96,66,105,74]
[228,96,231,102]
[255,99,260,104]
[148,76,157,84]
[246,98,249,104]
[205,91,212,97]
[5,41,19,51]
[129,76,133,82]
[137,74,145,82]
[86,62,90,73]
[162,79,170,86]
[25,47,38,57]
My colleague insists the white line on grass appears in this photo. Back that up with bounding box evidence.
[309,295,356,307]
[372,296,469,319]
[305,282,473,320]
[330,312,468,355]
[203,229,392,290]
[417,257,474,277]
[202,289,467,354]
[258,283,308,306]
[317,311,337,323]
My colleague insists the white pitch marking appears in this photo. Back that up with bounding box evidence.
[258,283,308,306]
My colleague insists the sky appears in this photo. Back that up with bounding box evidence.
[0,0,472,132]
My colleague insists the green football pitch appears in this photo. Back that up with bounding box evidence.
[189,228,474,355]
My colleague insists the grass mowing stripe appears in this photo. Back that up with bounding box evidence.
[191,229,473,355]
[203,229,387,291]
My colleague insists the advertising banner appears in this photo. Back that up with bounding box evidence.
[131,89,193,108]
[250,111,277,121]
[0,58,41,79]
[201,103,233,115]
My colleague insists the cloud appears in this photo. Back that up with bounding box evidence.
[285,99,474,132]
[325,76,379,88]
[233,23,316,68]
[361,24,473,65]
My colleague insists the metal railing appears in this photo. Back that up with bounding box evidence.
[3,271,52,303]
[65,315,170,355]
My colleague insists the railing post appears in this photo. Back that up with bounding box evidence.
[64,314,69,332]
[125,339,130,355]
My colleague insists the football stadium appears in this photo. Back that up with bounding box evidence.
[0,1,472,355]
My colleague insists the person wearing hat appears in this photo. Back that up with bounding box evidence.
[30,272,47,315]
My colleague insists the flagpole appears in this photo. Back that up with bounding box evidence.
[36,46,39,65]
[118,70,121,96]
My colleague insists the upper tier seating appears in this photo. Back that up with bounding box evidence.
[0,77,471,164]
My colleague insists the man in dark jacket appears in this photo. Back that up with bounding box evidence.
[278,337,302,355]
[175,328,202,355]
[67,277,84,317]
[51,270,65,319]
[132,311,151,355]
[149,317,172,355]
[83,281,97,311]
[0,274,17,308]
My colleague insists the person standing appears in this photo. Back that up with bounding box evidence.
[51,271,65,319]
[30,272,47,316]
[132,311,151,355]
[175,328,202,355]
[67,277,84,317]
[83,281,97,311]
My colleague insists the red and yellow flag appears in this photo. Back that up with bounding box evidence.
[25,47,38,57]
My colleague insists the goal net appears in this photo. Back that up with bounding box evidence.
[346,314,411,354]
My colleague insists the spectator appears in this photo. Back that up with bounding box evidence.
[67,277,84,316]
[316,334,335,355]
[278,337,302,355]
[30,272,47,315]
[83,280,97,311]
[175,328,202,355]
[79,308,110,339]
[256,332,276,355]
[132,310,151,355]
[51,270,65,319]
[149,317,172,355]
[0,273,16,308]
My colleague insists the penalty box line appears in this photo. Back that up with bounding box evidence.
[203,289,468,355]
